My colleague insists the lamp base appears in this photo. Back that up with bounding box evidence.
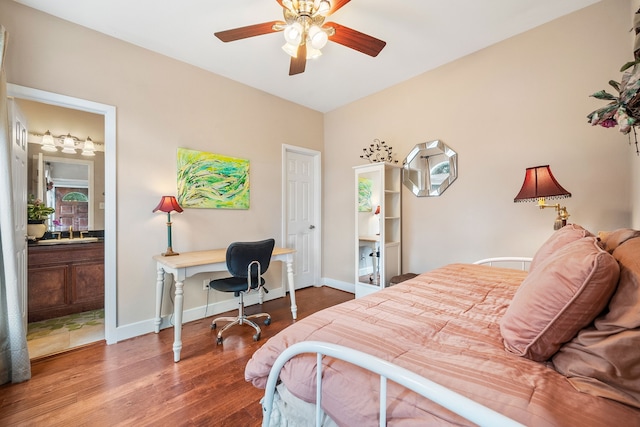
[162,247,179,256]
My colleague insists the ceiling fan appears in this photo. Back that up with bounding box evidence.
[214,0,387,76]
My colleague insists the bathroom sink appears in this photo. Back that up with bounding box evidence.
[36,237,100,245]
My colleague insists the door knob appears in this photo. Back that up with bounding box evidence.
[309,225,315,230]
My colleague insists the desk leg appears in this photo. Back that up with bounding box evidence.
[173,279,184,362]
[286,259,297,320]
[154,266,164,333]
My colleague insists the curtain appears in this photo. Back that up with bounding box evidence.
[0,25,31,384]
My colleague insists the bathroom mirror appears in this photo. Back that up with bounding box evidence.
[39,157,95,230]
[402,140,458,197]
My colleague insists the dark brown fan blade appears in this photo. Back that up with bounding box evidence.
[289,44,307,75]
[329,0,351,15]
[325,22,386,57]
[215,21,282,42]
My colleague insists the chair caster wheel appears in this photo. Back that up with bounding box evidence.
[264,318,271,326]
[211,323,217,330]
[216,336,223,345]
[253,333,260,341]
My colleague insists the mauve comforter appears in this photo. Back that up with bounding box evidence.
[245,264,640,426]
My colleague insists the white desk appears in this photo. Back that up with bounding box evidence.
[153,247,296,362]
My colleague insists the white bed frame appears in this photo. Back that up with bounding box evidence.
[262,341,525,427]
[472,256,532,270]
[261,258,532,427]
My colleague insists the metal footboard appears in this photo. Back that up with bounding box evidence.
[261,341,524,427]
[472,256,532,271]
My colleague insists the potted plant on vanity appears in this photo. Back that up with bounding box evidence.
[27,195,55,239]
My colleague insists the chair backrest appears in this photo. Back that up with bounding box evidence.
[225,239,275,283]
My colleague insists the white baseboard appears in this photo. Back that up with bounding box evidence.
[112,280,354,344]
[320,277,355,294]
[114,287,285,343]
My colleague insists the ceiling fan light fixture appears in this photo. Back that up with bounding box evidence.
[308,25,328,49]
[284,22,303,45]
[282,0,295,12]
[306,46,322,60]
[282,42,299,58]
[283,43,322,60]
[315,0,331,17]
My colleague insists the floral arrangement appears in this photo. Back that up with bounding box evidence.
[360,139,398,163]
[27,195,55,221]
[587,8,640,155]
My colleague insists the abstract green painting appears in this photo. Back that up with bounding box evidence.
[177,148,250,209]
[358,177,372,212]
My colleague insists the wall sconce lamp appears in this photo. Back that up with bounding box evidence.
[514,165,572,230]
[39,130,97,156]
[153,196,184,256]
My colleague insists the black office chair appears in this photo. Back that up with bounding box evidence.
[209,238,275,344]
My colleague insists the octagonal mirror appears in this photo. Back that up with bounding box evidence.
[403,140,457,197]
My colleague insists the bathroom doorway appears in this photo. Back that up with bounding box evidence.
[8,84,117,357]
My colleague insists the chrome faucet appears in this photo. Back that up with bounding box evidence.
[69,225,73,239]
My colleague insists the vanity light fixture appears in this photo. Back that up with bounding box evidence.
[37,131,99,155]
[153,195,184,256]
[81,137,96,156]
[514,165,572,230]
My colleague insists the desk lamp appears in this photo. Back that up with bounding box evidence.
[514,165,571,230]
[153,195,183,256]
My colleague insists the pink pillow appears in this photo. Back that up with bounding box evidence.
[552,236,640,408]
[597,228,640,253]
[500,237,619,361]
[529,224,593,271]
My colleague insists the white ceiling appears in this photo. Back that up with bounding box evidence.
[15,0,599,113]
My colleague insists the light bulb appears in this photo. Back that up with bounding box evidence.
[283,43,322,59]
[308,25,328,49]
[306,47,322,59]
[282,43,299,58]
[316,0,330,16]
[41,130,57,152]
[282,0,295,11]
[61,134,76,154]
[284,22,303,45]
[81,137,96,156]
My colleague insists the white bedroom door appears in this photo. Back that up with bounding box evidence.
[283,145,321,290]
[8,98,28,329]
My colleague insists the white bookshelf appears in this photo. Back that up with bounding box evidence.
[354,162,401,298]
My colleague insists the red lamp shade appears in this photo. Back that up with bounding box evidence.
[514,165,571,202]
[153,196,183,256]
[153,196,184,214]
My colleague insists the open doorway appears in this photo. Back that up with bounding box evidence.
[8,84,117,356]
[19,100,105,358]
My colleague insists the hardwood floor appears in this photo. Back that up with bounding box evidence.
[1,286,353,426]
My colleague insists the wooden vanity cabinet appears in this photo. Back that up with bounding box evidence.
[27,242,104,322]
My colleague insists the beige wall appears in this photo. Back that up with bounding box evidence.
[1,1,323,327]
[324,0,635,282]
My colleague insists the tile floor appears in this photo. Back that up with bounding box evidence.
[27,309,105,359]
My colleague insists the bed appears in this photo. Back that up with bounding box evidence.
[245,225,640,426]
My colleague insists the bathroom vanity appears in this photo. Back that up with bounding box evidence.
[27,240,104,322]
